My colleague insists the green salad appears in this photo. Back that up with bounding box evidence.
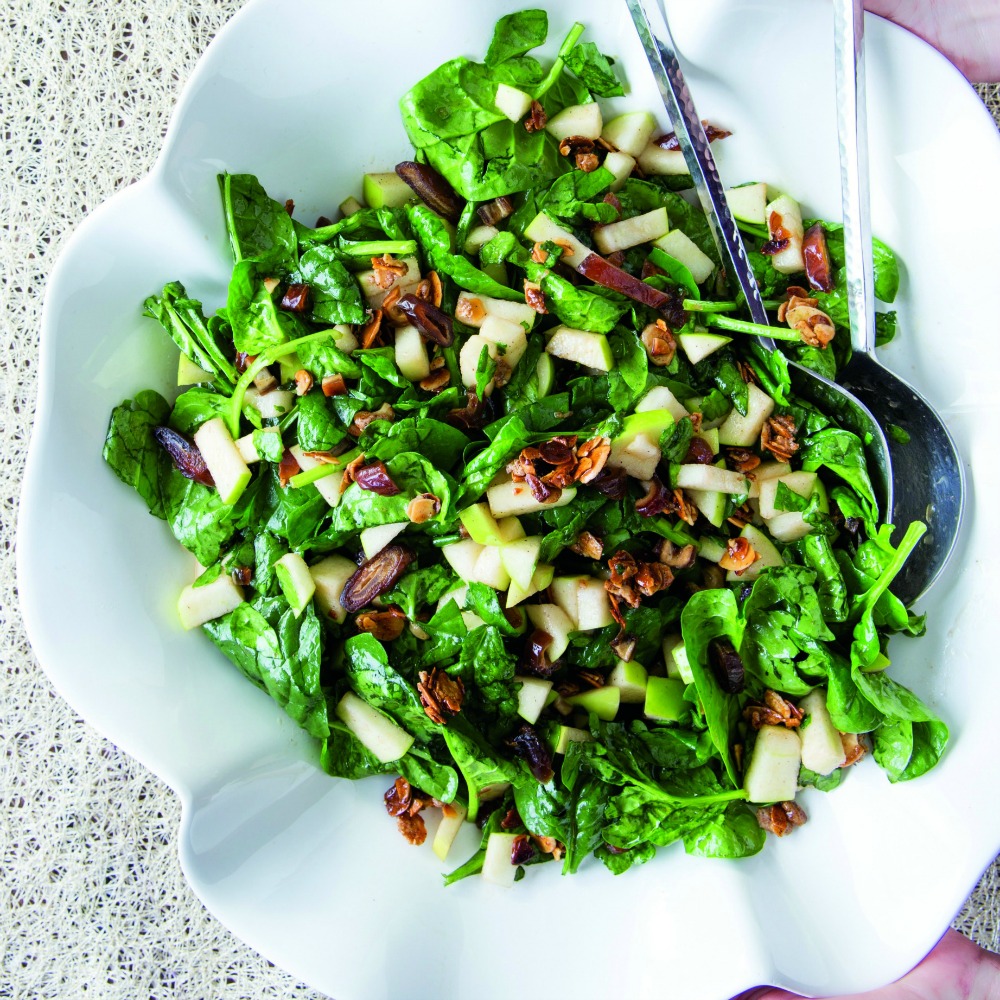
[104,10,947,886]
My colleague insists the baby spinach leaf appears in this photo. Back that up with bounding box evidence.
[485,9,548,66]
[442,722,520,821]
[169,387,232,436]
[450,624,520,741]
[799,427,877,520]
[563,41,624,97]
[218,172,297,272]
[226,261,288,354]
[103,390,171,518]
[607,329,648,413]
[296,393,345,452]
[363,417,470,472]
[524,257,629,333]
[295,245,367,326]
[384,564,456,620]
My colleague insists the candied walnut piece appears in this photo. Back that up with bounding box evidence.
[406,492,441,523]
[841,731,867,767]
[417,667,465,725]
[558,135,596,159]
[726,447,761,474]
[727,502,753,528]
[743,690,805,730]
[605,549,640,608]
[570,531,604,560]
[575,152,600,172]
[756,801,807,837]
[355,607,407,641]
[524,99,548,133]
[778,286,836,348]
[321,373,348,397]
[371,253,409,290]
[719,536,758,575]
[576,669,605,689]
[419,355,451,394]
[658,539,696,569]
[358,308,384,349]
[349,402,395,438]
[397,812,428,845]
[293,369,314,396]
[573,435,611,484]
[761,414,799,462]
[641,319,677,367]
[635,562,674,598]
[381,286,407,327]
[341,452,366,493]
[524,280,547,315]
[414,270,443,308]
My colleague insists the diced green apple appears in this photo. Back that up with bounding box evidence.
[498,535,542,591]
[487,479,576,519]
[495,516,526,544]
[765,193,806,274]
[566,685,620,721]
[575,578,614,630]
[747,460,793,499]
[653,230,715,284]
[275,552,316,617]
[456,291,537,330]
[696,427,720,455]
[234,430,266,464]
[674,464,749,494]
[177,571,244,630]
[677,332,731,365]
[459,334,497,393]
[309,554,356,623]
[644,675,686,721]
[394,323,430,381]
[505,563,554,608]
[546,102,603,141]
[472,545,510,591]
[636,386,688,421]
[193,417,252,505]
[553,725,593,754]
[637,143,688,175]
[522,213,591,268]
[608,659,648,704]
[360,521,408,559]
[602,150,636,192]
[608,409,674,480]
[357,256,421,307]
[525,603,575,661]
[481,832,520,887]
[686,487,727,528]
[725,182,768,225]
[495,82,532,122]
[744,724,802,803]
[332,323,359,354]
[726,523,784,583]
[288,446,348,507]
[442,538,485,582]
[602,111,657,157]
[245,386,296,421]
[766,511,813,543]
[698,535,728,563]
[545,326,614,372]
[480,314,528,369]
[717,383,776,447]
[798,689,847,775]
[338,195,363,217]
[459,503,506,546]
[758,471,823,520]
[335,691,414,763]
[464,224,500,255]
[549,576,584,626]
[177,354,211,386]
[362,171,414,210]
[432,803,468,861]
[593,207,669,255]
[663,635,694,684]
[514,675,554,724]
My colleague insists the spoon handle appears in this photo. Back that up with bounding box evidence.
[834,0,877,356]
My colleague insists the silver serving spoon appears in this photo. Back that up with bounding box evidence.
[625,0,964,605]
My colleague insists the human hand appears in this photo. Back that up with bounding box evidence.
[863,1,1000,82]
[732,930,1000,1000]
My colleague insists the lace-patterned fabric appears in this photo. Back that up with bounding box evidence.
[0,2,997,995]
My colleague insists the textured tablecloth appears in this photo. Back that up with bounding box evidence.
[2,3,999,997]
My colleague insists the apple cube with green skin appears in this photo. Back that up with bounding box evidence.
[602,110,657,157]
[718,383,776,447]
[698,535,728,563]
[177,353,211,386]
[193,417,252,505]
[798,689,847,774]
[360,521,408,560]
[245,386,296,421]
[480,314,528,369]
[332,323,359,354]
[442,538,485,582]
[677,332,732,365]
[725,182,768,225]
[463,224,499,255]
[686,487,727,528]
[288,446,345,507]
[576,578,614,630]
[456,291,537,331]
[394,323,430,381]
[726,524,784,583]
[481,832,520,887]
[653,230,715,284]
[549,575,584,626]
[747,460,793,499]
[274,553,316,617]
[514,675,554,724]
[545,326,614,372]
[339,195,363,217]
[487,479,577,519]
[758,472,827,520]
[459,503,506,546]
[545,102,603,141]
[637,143,687,175]
[496,516,525,544]
[432,803,468,861]
[459,334,497,393]
[525,603,574,661]
[177,572,244,630]
[309,555,356,623]
[553,725,593,754]
[522,213,591,268]
[602,150,636,192]
[608,659,648,703]
[644,676,687,722]
[505,563,554,608]
[495,82,532,122]
[362,171,414,210]
[335,691,414,764]
[498,535,542,591]
[765,193,806,274]
[766,511,814,543]
[593,207,669,255]
[663,635,694,684]
[567,685,620,721]
[635,386,688,421]
[744,724,802,803]
[674,464,749,494]
[608,409,674,480]
[472,545,510,591]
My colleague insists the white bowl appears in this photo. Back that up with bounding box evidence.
[18,1,1000,997]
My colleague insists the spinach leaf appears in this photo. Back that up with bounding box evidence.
[450,624,520,741]
[563,41,624,97]
[169,387,231,436]
[384,564,456,620]
[363,417,470,473]
[799,427,878,521]
[607,329,648,413]
[535,167,616,224]
[295,245,367,325]
[226,261,288,354]
[296,393,345,452]
[485,9,547,66]
[103,390,171,518]
[218,172,297,272]
[442,723,520,821]
[524,256,629,333]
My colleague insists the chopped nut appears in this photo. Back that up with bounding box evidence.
[726,502,753,528]
[658,539,697,569]
[293,369,314,396]
[743,690,805,730]
[641,319,676,367]
[634,562,674,597]
[524,280,547,314]
[358,308,384,349]
[841,731,867,767]
[524,100,548,133]
[414,270,443,308]
[406,492,441,523]
[719,537,758,575]
[322,373,348,397]
[397,812,427,845]
[577,669,605,690]
[610,630,637,663]
[355,607,407,641]
[737,360,760,387]
[558,135,596,159]
[778,286,835,349]
[341,452,366,492]
[573,435,611,484]
[371,253,408,290]
[756,801,807,837]
[419,366,451,393]
[726,447,761,474]
[348,403,394,438]
[417,668,465,725]
[575,152,600,172]
[381,286,407,326]
[262,276,280,295]
[454,295,486,325]
[570,531,604,560]
[761,414,799,462]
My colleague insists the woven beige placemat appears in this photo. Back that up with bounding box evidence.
[2,4,998,997]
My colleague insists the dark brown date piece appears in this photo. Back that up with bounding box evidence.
[710,638,745,693]
[395,161,464,223]
[396,293,454,346]
[340,544,415,613]
[576,253,672,312]
[280,283,310,312]
[477,196,514,227]
[153,426,214,487]
[509,723,554,784]
[802,223,834,293]
[353,461,400,497]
